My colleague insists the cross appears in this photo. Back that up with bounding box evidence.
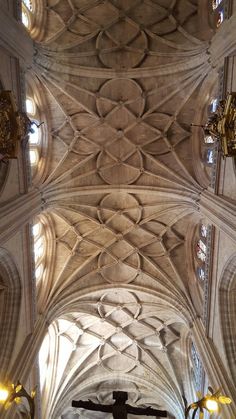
[72,391,167,418]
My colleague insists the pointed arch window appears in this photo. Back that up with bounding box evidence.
[29,149,39,166]
[194,224,210,282]
[212,0,223,10]
[21,0,33,29]
[191,342,203,390]
[25,96,42,174]
[197,267,206,281]
[205,135,215,145]
[26,97,35,115]
[196,239,207,262]
[206,149,214,164]
[202,97,219,167]
[210,98,218,113]
[23,0,32,10]
[217,10,224,27]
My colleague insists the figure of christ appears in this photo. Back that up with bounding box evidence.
[72,391,168,419]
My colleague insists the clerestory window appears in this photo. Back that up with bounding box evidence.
[212,0,223,10]
[195,224,210,282]
[25,96,42,173]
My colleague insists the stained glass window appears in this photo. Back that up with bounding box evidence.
[212,0,222,10]
[23,0,32,10]
[195,224,211,284]
[200,224,208,238]
[217,10,224,27]
[210,98,218,113]
[196,239,207,262]
[21,0,33,29]
[204,135,214,144]
[191,343,202,390]
[197,267,205,281]
[206,149,214,164]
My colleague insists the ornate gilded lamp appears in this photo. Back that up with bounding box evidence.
[183,387,232,418]
[0,91,32,160]
[0,382,36,418]
[205,93,236,157]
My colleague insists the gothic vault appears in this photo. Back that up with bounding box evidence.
[0,0,236,418]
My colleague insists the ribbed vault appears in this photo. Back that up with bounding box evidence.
[29,0,217,417]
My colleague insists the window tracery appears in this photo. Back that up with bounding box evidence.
[21,0,33,29]
[25,96,42,172]
[206,149,214,164]
[210,98,218,113]
[202,97,218,170]
[194,224,211,283]
[211,0,225,27]
[217,10,224,27]
[22,10,30,28]
[23,0,32,10]
[191,343,202,390]
[212,0,223,10]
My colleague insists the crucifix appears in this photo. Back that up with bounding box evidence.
[72,391,167,418]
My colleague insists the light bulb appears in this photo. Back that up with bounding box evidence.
[0,387,9,403]
[205,398,219,412]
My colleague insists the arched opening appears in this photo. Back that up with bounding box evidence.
[219,255,236,385]
[25,73,51,185]
[0,79,10,194]
[0,248,21,381]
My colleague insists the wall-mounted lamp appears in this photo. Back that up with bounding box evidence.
[0,382,35,418]
[184,387,232,418]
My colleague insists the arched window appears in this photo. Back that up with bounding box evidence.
[204,135,215,144]
[217,10,224,27]
[212,0,223,10]
[206,149,214,164]
[23,0,32,10]
[210,98,218,113]
[32,220,46,283]
[25,96,42,174]
[194,224,210,283]
[21,0,33,29]
[196,239,207,262]
[197,266,206,282]
[26,97,35,115]
[191,342,202,390]
[201,97,218,169]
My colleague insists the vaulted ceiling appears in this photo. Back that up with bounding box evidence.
[29,0,215,417]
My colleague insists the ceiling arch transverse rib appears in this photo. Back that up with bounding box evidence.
[32,0,213,417]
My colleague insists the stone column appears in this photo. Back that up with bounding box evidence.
[8,314,48,384]
[0,314,48,419]
[199,190,236,243]
[0,3,34,68]
[209,12,236,70]
[192,318,236,418]
[0,189,42,243]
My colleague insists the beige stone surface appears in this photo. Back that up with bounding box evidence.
[1,1,236,419]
